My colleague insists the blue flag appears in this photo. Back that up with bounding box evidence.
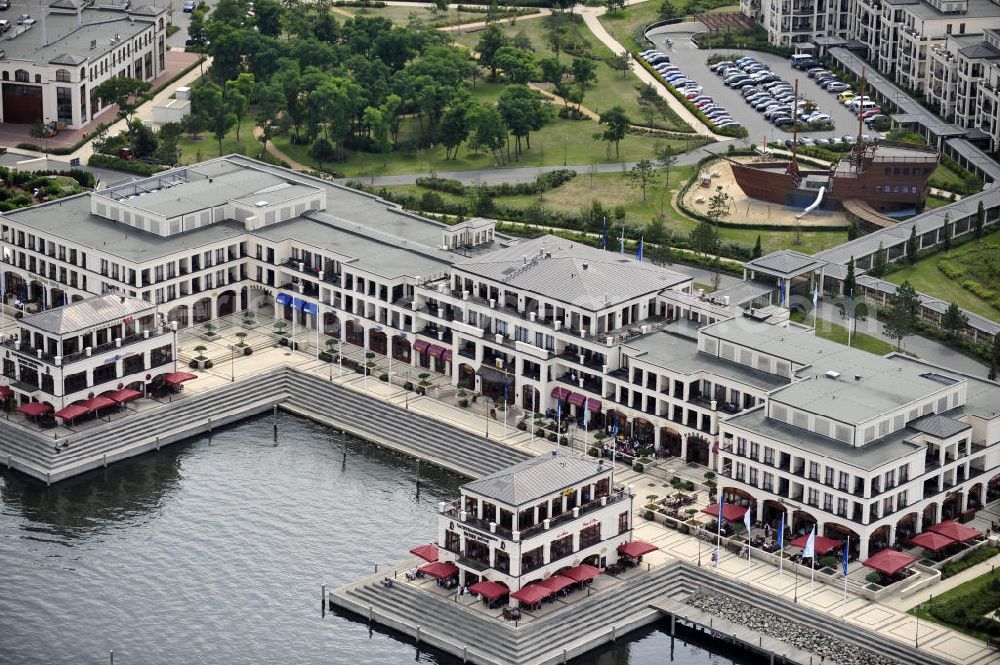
[612,414,618,437]
[601,217,607,250]
[503,377,508,404]
[812,284,818,310]
[777,519,784,549]
[842,537,849,577]
[556,398,562,424]
[636,237,643,262]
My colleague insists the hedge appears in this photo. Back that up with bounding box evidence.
[941,545,1000,580]
[415,169,576,197]
[635,58,747,138]
[691,27,795,58]
[88,154,167,176]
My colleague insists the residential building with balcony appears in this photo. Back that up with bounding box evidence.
[714,319,1000,561]
[1,294,176,409]
[436,451,635,590]
[0,0,168,129]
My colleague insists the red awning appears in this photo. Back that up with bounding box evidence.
[442,349,453,362]
[562,564,602,583]
[928,520,983,543]
[468,580,509,601]
[409,544,439,562]
[618,540,658,558]
[413,339,430,353]
[909,532,956,552]
[551,387,571,401]
[83,396,117,412]
[789,535,843,556]
[538,575,575,593]
[55,404,91,421]
[106,388,142,404]
[161,372,197,386]
[567,392,586,407]
[16,402,53,417]
[586,399,602,412]
[864,548,916,576]
[511,583,554,605]
[418,561,458,580]
[0,386,13,399]
[701,502,748,522]
[428,344,447,359]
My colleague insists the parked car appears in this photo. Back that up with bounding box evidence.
[808,113,832,124]
[838,91,857,103]
[773,116,794,126]
[0,0,10,10]
[183,0,197,11]
[826,82,851,92]
[17,13,34,25]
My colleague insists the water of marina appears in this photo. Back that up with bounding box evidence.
[0,414,765,665]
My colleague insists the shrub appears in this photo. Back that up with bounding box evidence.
[415,386,426,395]
[243,347,253,356]
[941,545,1000,579]
[547,432,557,442]
[458,399,469,408]
[403,381,414,391]
[536,428,547,437]
[588,446,600,457]
[188,359,199,369]
[89,153,166,176]
[820,556,838,569]
[644,510,656,520]
[319,351,332,362]
[516,421,528,431]
[559,436,569,446]
[203,360,213,369]
[633,461,644,472]
[379,373,389,382]
[865,572,882,585]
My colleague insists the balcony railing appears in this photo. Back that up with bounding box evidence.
[3,328,168,367]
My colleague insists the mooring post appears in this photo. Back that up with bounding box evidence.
[6,454,11,468]
[611,625,616,642]
[770,654,774,665]
[416,625,421,645]
[321,584,326,610]
[462,646,467,663]
[109,650,114,665]
[103,453,108,468]
[46,472,51,486]
[562,648,568,664]
[671,614,676,636]
[375,563,379,574]
[156,436,160,451]
[273,404,278,443]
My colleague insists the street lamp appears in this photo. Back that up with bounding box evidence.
[229,344,236,382]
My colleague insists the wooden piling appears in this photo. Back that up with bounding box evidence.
[110,650,114,665]
[416,624,421,645]
[103,453,107,468]
[671,614,676,636]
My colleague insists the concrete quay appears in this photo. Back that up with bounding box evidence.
[328,559,948,665]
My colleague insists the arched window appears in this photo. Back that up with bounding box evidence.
[55,69,71,82]
[34,74,41,83]
[80,67,86,80]
[1,71,8,81]
[14,69,29,82]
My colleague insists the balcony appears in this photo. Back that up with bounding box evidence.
[3,328,169,367]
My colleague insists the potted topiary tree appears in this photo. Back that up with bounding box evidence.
[235,331,248,348]
[242,311,256,328]
[192,345,209,369]
[365,351,376,375]
[203,323,217,339]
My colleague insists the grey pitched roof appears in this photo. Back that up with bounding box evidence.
[50,53,88,65]
[745,250,824,278]
[454,235,689,311]
[20,294,155,335]
[462,451,607,506]
[909,414,970,439]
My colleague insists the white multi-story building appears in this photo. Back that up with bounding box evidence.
[436,451,635,590]
[0,0,168,129]
[713,318,1000,560]
[3,293,176,410]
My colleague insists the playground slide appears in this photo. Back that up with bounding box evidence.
[797,186,825,219]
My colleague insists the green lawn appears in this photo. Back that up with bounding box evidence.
[909,567,1000,641]
[386,168,847,254]
[337,5,490,28]
[930,162,974,193]
[597,2,670,53]
[791,310,896,356]
[885,229,1000,321]
[176,123,263,165]
[455,14,691,131]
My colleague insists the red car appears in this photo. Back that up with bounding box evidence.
[861,108,882,119]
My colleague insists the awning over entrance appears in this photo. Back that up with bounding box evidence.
[562,564,602,582]
[0,386,12,399]
[909,532,955,552]
[551,387,571,401]
[585,399,601,412]
[16,402,53,417]
[538,575,574,593]
[418,561,458,580]
[106,388,142,404]
[790,535,842,556]
[511,583,554,605]
[618,540,658,558]
[442,349,453,362]
[701,503,748,523]
[409,544,439,562]
[413,339,430,353]
[863,549,916,576]
[161,372,198,386]
[928,520,983,543]
[567,392,585,407]
[55,404,90,421]
[428,344,447,359]
[468,580,508,600]
[82,396,116,412]
[476,365,507,384]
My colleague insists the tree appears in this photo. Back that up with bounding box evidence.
[363,106,391,167]
[658,0,678,19]
[604,0,625,12]
[941,302,969,340]
[690,221,720,257]
[990,335,1000,381]
[627,160,657,202]
[707,185,730,223]
[485,0,501,23]
[571,57,597,106]
[493,46,536,84]
[752,235,763,259]
[212,108,237,156]
[254,82,284,151]
[976,201,986,239]
[440,99,474,160]
[883,281,920,350]
[226,73,255,141]
[539,58,566,87]
[871,241,887,277]
[636,83,661,128]
[93,77,151,132]
[843,256,857,299]
[906,225,918,264]
[847,219,861,240]
[837,299,867,335]
[476,26,509,81]
[610,51,631,79]
[498,85,546,159]
[468,105,507,165]
[153,131,181,166]
[942,213,952,250]
[597,106,629,159]
[226,90,249,142]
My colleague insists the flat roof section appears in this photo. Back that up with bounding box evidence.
[2,9,157,65]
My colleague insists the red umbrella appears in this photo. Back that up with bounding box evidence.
[928,520,983,543]
[864,548,916,576]
[409,544,439,562]
[538,575,574,593]
[106,388,142,404]
[468,580,508,601]
[82,396,116,412]
[55,404,91,422]
[701,502,748,522]
[562,564,602,583]
[0,386,13,399]
[511,583,554,605]
[161,372,197,386]
[418,561,458,580]
[618,540,658,558]
[16,402,52,417]
[909,532,956,552]
[789,535,842,556]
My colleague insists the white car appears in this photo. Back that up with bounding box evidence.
[807,113,832,124]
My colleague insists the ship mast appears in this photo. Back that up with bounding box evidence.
[786,78,802,186]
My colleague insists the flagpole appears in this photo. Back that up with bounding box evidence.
[715,495,724,570]
[745,504,752,580]
[778,511,785,578]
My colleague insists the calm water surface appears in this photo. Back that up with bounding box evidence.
[0,415,762,665]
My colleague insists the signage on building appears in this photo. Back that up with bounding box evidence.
[582,518,599,527]
[457,523,498,543]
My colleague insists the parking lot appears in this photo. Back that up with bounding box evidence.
[644,26,868,143]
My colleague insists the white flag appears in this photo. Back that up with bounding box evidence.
[803,526,816,560]
[743,505,752,535]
